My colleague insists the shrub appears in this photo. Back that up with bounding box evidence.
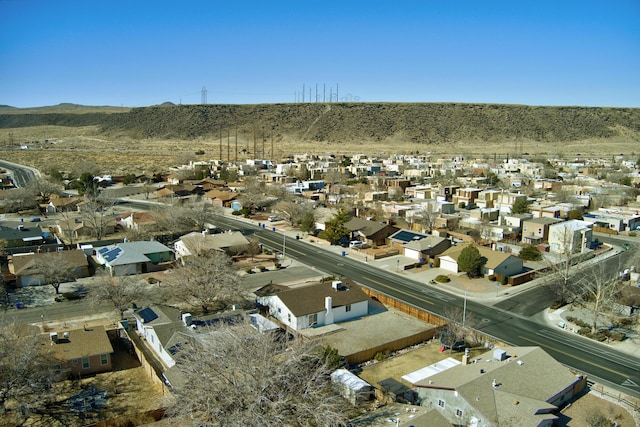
[578,327,591,336]
[232,210,242,216]
[244,267,254,274]
[195,149,205,155]
[62,292,81,301]
[629,231,637,237]
[373,350,390,361]
[259,266,268,272]
[610,332,625,341]
[488,274,496,281]
[435,275,450,283]
[273,262,281,269]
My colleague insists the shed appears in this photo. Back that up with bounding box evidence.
[331,369,373,405]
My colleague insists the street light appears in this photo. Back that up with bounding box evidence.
[282,230,286,262]
[397,259,400,272]
[462,289,468,329]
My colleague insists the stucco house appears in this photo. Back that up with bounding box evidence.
[521,217,562,245]
[8,249,90,287]
[95,240,173,276]
[174,230,249,258]
[343,218,399,246]
[47,325,114,377]
[410,346,586,426]
[438,244,523,278]
[548,220,593,254]
[388,230,451,261]
[255,280,370,331]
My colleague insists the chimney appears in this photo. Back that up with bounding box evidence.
[325,296,334,325]
[182,312,192,326]
[332,280,343,291]
[50,332,58,344]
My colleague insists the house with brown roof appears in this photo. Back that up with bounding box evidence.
[255,280,370,331]
[46,325,114,376]
[202,188,238,207]
[117,211,158,234]
[174,230,249,258]
[438,244,523,278]
[344,218,399,247]
[410,346,586,426]
[46,195,84,213]
[522,217,563,245]
[8,249,90,287]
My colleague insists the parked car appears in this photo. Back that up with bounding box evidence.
[349,241,366,248]
[30,217,42,222]
[268,215,279,222]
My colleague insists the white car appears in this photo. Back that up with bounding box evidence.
[268,215,279,222]
[349,241,366,248]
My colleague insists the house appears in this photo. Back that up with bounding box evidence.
[255,280,370,331]
[46,195,84,213]
[0,225,52,249]
[521,217,562,245]
[548,220,593,254]
[47,326,114,376]
[174,230,249,258]
[438,244,523,278]
[387,230,451,261]
[131,305,271,375]
[117,211,157,234]
[202,188,238,207]
[343,218,400,246]
[8,249,90,287]
[95,241,173,276]
[411,346,586,426]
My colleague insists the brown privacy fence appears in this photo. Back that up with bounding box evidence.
[360,287,447,327]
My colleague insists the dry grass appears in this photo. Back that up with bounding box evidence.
[1,124,639,177]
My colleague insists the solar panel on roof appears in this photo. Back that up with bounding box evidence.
[138,307,158,323]
[103,247,122,262]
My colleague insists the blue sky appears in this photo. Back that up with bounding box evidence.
[1,0,639,108]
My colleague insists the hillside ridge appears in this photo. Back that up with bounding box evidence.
[1,103,639,146]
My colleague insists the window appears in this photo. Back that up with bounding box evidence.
[53,364,62,375]
[345,304,351,312]
[456,408,463,417]
[100,354,108,365]
[308,313,317,326]
[287,313,291,323]
[438,399,445,408]
[81,357,90,369]
[71,358,78,365]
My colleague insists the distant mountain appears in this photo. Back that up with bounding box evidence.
[1,102,639,146]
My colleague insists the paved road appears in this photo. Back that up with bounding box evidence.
[212,214,640,398]
[0,159,40,187]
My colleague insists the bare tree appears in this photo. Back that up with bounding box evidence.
[572,263,621,334]
[171,252,241,314]
[32,252,79,294]
[246,237,261,261]
[1,188,37,213]
[238,176,268,213]
[414,202,439,233]
[168,320,349,426]
[79,197,116,241]
[0,323,58,422]
[26,177,62,204]
[91,274,147,319]
[275,197,314,227]
[180,199,222,231]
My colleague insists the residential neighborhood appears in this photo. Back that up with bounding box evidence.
[1,151,639,426]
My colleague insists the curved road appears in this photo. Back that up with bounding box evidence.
[0,159,40,187]
[212,214,640,398]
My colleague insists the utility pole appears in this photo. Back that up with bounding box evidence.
[235,127,238,162]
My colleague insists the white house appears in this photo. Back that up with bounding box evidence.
[438,244,523,277]
[548,220,593,254]
[255,280,370,331]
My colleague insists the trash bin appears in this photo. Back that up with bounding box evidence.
[341,251,346,256]
[272,227,276,232]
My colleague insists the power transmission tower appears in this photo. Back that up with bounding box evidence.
[201,86,208,104]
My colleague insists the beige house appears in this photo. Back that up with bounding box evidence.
[521,217,562,245]
[47,326,114,377]
[411,346,586,426]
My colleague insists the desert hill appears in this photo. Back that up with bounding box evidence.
[1,103,639,147]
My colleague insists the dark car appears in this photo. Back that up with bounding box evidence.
[30,217,42,222]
